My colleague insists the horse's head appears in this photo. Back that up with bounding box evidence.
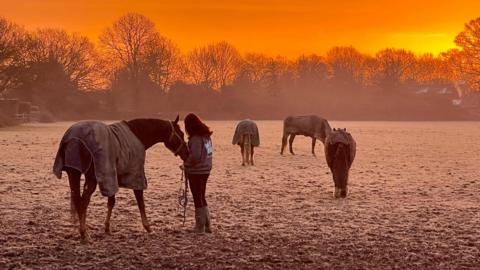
[165,115,189,161]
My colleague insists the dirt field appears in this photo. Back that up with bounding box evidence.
[0,121,479,269]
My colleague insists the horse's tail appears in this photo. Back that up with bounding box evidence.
[241,133,252,147]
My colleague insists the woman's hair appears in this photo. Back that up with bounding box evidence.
[184,113,213,138]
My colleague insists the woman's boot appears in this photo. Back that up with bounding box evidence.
[204,206,212,233]
[192,207,205,234]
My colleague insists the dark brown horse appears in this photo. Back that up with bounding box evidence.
[324,128,356,198]
[281,115,332,156]
[53,116,188,240]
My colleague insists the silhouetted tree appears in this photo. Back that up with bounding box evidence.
[237,53,271,90]
[295,54,328,89]
[187,42,240,90]
[30,29,100,90]
[99,13,157,105]
[326,46,367,86]
[374,48,415,91]
[454,17,480,91]
[143,34,183,91]
[0,18,31,96]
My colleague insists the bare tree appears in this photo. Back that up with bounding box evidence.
[187,45,216,89]
[413,53,446,84]
[374,48,416,90]
[30,29,100,90]
[187,41,240,90]
[99,13,156,94]
[326,46,367,85]
[454,17,480,90]
[143,33,184,91]
[238,53,271,88]
[263,56,295,96]
[0,17,30,96]
[295,54,328,85]
[212,41,241,88]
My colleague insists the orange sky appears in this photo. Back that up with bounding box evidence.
[1,0,479,57]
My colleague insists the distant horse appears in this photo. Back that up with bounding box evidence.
[281,115,332,156]
[232,119,260,166]
[53,116,189,240]
[324,128,356,198]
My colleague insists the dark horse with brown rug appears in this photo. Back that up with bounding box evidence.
[324,128,356,198]
[53,116,188,240]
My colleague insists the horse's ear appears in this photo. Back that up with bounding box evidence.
[333,128,336,131]
[174,115,179,124]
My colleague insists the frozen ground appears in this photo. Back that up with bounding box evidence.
[0,121,479,269]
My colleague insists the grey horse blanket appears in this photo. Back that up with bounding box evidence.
[53,121,147,197]
[232,119,260,147]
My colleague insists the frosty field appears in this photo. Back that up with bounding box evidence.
[0,121,479,269]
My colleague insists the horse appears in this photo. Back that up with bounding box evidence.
[52,116,189,240]
[324,128,356,198]
[232,119,260,166]
[281,115,332,156]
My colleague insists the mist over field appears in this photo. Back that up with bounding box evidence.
[1,13,480,123]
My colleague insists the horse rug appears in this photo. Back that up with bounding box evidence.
[53,121,147,197]
[324,130,356,168]
[232,119,260,147]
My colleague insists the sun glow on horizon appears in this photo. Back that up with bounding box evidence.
[0,0,478,57]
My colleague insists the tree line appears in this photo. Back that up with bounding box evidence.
[1,13,480,120]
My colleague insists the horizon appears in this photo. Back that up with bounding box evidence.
[2,0,480,57]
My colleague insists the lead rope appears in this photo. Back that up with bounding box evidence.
[178,167,189,226]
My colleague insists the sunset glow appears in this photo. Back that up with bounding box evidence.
[2,0,479,57]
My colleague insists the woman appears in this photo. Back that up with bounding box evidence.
[183,113,213,234]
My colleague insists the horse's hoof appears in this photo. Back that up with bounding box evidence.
[144,225,152,233]
[80,231,91,243]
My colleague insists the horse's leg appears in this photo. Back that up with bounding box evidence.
[104,195,115,234]
[250,145,255,165]
[289,134,296,155]
[245,143,250,165]
[80,167,97,240]
[281,133,288,155]
[66,168,81,235]
[245,136,251,165]
[240,143,245,166]
[134,190,151,233]
[311,137,316,156]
